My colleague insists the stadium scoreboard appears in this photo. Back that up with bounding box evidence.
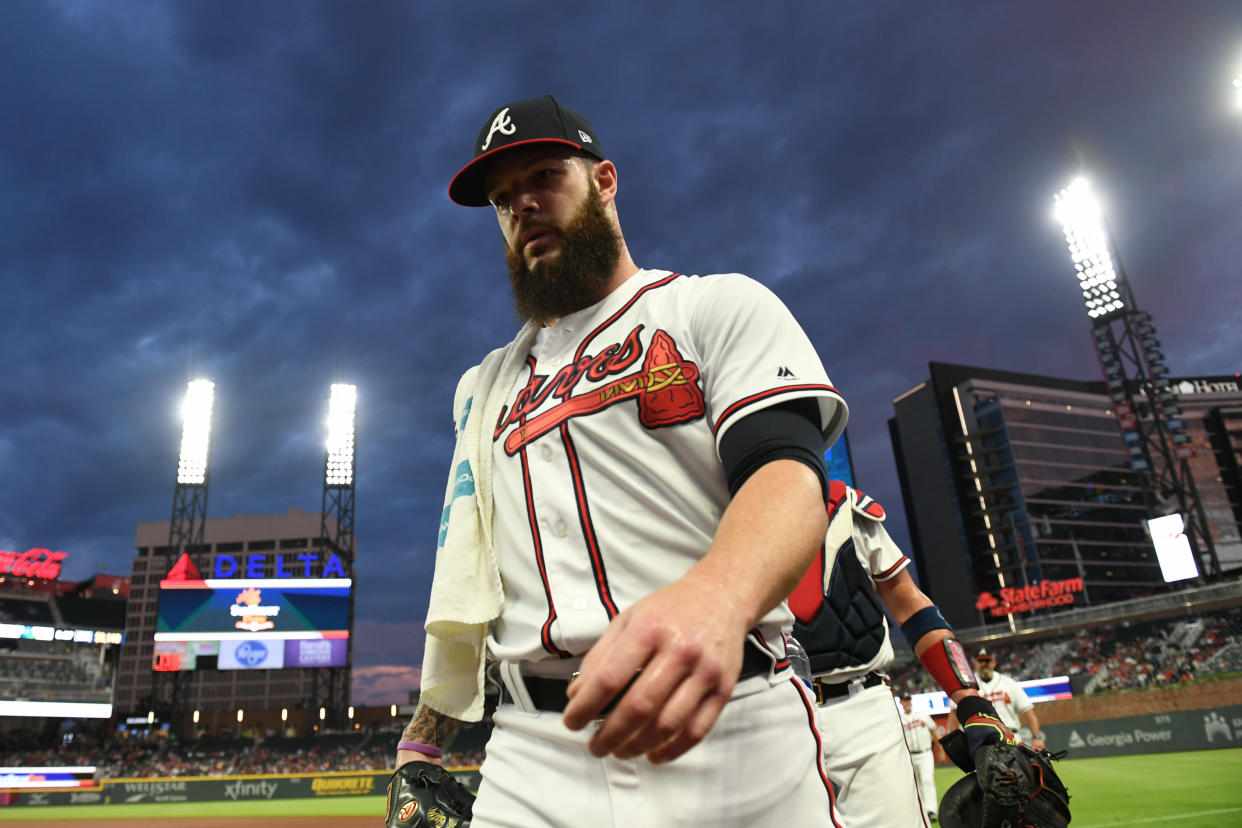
[153,551,351,672]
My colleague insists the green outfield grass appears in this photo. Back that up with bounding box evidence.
[4,749,1241,823]
[933,748,1242,827]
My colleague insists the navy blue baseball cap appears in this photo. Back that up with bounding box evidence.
[449,95,605,207]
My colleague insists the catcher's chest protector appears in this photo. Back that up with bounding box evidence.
[792,507,888,675]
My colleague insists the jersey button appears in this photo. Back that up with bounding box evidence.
[554,520,569,537]
[540,444,553,461]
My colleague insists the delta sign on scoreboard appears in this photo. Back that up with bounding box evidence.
[153,552,349,672]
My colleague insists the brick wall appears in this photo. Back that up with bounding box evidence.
[1035,677,1242,724]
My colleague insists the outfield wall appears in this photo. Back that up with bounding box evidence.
[1040,703,1242,758]
[3,767,481,808]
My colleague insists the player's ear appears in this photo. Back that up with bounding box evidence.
[592,159,618,204]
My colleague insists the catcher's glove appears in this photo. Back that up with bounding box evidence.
[385,761,475,828]
[938,741,1071,828]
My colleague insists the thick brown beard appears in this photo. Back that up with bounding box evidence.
[505,185,622,324]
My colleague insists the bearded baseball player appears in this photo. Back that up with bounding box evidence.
[899,694,940,823]
[947,649,1046,751]
[392,95,850,827]
[790,482,1025,827]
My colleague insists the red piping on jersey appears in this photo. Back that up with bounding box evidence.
[712,384,840,437]
[560,422,620,619]
[749,629,790,672]
[791,678,845,826]
[572,272,682,361]
[518,394,573,658]
[875,556,910,580]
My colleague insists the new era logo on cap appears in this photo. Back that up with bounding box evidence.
[449,94,606,207]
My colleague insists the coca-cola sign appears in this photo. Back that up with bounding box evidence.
[0,548,67,579]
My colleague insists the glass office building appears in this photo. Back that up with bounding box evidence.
[889,363,1242,630]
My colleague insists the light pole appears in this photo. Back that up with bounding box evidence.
[1053,176,1219,585]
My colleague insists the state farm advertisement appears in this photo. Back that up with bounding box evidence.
[975,577,1084,616]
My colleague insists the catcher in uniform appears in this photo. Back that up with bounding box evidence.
[790,482,1027,827]
[392,95,849,827]
[899,694,939,823]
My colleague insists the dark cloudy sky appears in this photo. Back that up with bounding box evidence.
[2,2,1239,705]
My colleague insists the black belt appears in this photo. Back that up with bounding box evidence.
[499,642,774,714]
[812,671,886,705]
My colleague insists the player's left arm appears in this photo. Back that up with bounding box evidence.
[1016,689,1045,750]
[876,570,1017,754]
[563,457,827,764]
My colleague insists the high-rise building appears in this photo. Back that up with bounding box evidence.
[889,363,1242,630]
[114,508,351,721]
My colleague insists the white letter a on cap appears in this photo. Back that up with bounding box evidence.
[481,107,516,151]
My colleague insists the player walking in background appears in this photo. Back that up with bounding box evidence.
[791,481,1023,827]
[948,649,1046,751]
[395,94,849,827]
[899,694,939,823]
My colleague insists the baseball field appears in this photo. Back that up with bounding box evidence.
[2,749,1240,825]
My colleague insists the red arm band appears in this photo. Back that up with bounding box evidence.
[918,637,979,696]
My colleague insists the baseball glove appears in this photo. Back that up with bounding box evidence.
[938,741,1071,828]
[385,761,475,828]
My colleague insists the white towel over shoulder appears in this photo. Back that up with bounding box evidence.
[420,322,537,722]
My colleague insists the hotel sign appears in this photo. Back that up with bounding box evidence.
[1166,377,1240,396]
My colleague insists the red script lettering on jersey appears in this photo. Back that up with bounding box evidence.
[495,325,646,439]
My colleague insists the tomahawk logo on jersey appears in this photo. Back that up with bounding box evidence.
[483,269,847,665]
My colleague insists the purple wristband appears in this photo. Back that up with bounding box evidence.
[397,740,442,758]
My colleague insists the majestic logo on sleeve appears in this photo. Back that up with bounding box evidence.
[496,325,705,454]
[481,107,516,151]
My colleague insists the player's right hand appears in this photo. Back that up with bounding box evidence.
[561,572,749,765]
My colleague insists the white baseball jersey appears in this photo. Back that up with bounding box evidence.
[481,269,847,665]
[900,707,937,754]
[972,671,1033,731]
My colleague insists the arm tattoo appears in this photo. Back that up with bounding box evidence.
[401,702,464,749]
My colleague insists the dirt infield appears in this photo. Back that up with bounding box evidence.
[16,820,377,827]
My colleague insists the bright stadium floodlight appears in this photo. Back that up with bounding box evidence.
[1234,73,1242,108]
[177,379,215,485]
[1053,177,1126,320]
[325,383,357,487]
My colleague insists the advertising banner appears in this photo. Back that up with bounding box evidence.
[5,769,482,808]
[218,640,287,670]
[285,637,348,668]
[1042,704,1242,758]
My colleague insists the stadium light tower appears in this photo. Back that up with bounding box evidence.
[157,379,216,730]
[1053,177,1220,582]
[314,383,357,731]
[170,379,215,565]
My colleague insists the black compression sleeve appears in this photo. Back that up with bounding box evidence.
[718,398,829,503]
